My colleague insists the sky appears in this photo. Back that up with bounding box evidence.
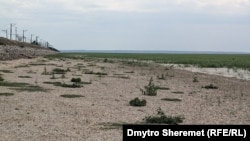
[0,0,250,52]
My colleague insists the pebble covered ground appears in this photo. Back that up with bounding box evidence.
[0,57,249,141]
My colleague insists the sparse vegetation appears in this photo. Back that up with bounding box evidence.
[11,85,48,92]
[144,108,184,125]
[15,64,29,68]
[0,93,14,96]
[61,74,66,79]
[0,81,30,87]
[103,58,114,63]
[60,94,84,98]
[112,76,130,79]
[172,91,184,94]
[100,122,125,130]
[0,81,48,92]
[18,76,32,78]
[42,67,49,75]
[50,73,56,79]
[43,81,62,86]
[43,81,83,88]
[61,83,82,88]
[71,78,81,83]
[84,71,107,76]
[193,76,199,82]
[141,77,157,96]
[52,68,68,74]
[0,75,4,81]
[202,84,218,89]
[161,98,182,102]
[156,87,170,90]
[129,97,147,106]
[0,70,13,73]
[157,74,166,80]
[124,71,135,73]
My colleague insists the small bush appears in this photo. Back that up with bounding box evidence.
[202,84,218,89]
[129,97,146,106]
[144,108,184,125]
[71,78,81,83]
[141,77,157,96]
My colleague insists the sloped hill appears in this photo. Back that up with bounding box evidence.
[0,37,59,60]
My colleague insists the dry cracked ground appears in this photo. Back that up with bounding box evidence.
[0,57,249,141]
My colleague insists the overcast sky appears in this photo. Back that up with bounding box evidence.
[0,0,250,52]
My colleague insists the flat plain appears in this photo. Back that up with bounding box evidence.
[0,53,249,141]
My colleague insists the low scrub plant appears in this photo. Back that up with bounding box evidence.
[52,68,67,74]
[71,78,81,83]
[144,108,184,125]
[161,98,182,102]
[157,74,166,80]
[0,93,14,96]
[202,84,218,89]
[141,77,157,96]
[129,97,147,106]
[0,75,4,81]
[60,94,84,98]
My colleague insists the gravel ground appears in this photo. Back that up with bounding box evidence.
[0,57,249,141]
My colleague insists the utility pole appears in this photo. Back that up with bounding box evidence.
[15,27,18,40]
[22,30,27,42]
[10,23,16,40]
[1,30,8,38]
[36,36,39,43]
[30,34,34,43]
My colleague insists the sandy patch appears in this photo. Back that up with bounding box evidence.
[162,64,250,80]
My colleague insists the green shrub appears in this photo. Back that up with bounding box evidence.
[71,78,81,83]
[144,108,184,125]
[202,84,218,89]
[129,97,146,106]
[141,77,157,96]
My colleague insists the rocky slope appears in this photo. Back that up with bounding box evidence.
[0,37,59,60]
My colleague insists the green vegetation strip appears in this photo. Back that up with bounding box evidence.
[60,94,84,98]
[0,81,48,92]
[0,70,13,73]
[0,93,14,96]
[18,76,32,78]
[161,98,182,102]
[47,53,250,69]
